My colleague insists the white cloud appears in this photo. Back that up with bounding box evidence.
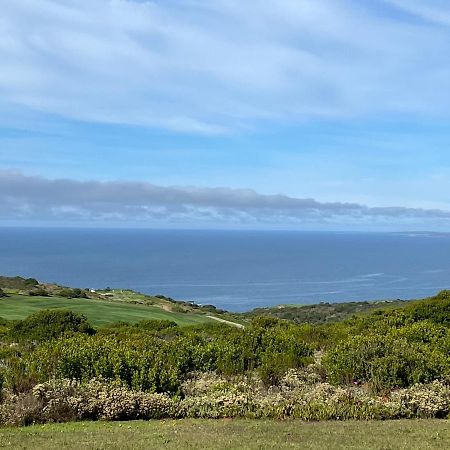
[1,0,450,133]
[387,0,450,26]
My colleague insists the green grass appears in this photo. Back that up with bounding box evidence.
[0,419,449,449]
[0,295,214,327]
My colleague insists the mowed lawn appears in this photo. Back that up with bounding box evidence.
[0,295,214,326]
[0,419,449,449]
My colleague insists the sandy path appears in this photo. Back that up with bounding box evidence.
[206,315,244,328]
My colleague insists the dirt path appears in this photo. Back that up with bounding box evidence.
[160,303,173,312]
[206,315,244,328]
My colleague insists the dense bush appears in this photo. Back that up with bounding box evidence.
[326,337,432,391]
[217,321,313,385]
[25,334,189,394]
[323,322,450,392]
[9,310,95,342]
[58,288,88,299]
[17,319,313,394]
[404,290,450,325]
[135,319,178,331]
[27,287,49,297]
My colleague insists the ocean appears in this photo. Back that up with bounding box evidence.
[1,228,449,312]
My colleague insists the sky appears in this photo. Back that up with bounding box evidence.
[2,0,450,230]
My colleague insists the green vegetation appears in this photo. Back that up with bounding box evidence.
[19,316,311,394]
[9,310,95,342]
[3,275,450,431]
[58,288,88,299]
[246,298,407,324]
[0,276,38,290]
[1,419,450,450]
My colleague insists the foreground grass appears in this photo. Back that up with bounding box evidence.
[0,295,214,326]
[1,419,449,449]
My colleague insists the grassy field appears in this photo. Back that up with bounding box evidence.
[0,419,449,449]
[0,294,214,327]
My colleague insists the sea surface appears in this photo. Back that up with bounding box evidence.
[1,228,450,312]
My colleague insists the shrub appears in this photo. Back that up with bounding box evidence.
[58,288,88,299]
[0,392,43,426]
[0,372,4,400]
[135,320,178,332]
[28,287,49,297]
[33,378,174,421]
[214,319,314,384]
[0,379,175,425]
[3,373,450,425]
[393,381,450,418]
[323,333,447,391]
[9,310,95,342]
[25,334,186,393]
[405,291,450,325]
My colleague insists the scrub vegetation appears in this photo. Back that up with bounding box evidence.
[2,275,450,446]
[246,299,408,324]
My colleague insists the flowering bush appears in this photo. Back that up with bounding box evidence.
[393,380,450,418]
[2,371,450,425]
[0,378,175,425]
[0,392,43,426]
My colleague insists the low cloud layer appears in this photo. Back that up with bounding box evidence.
[2,171,450,228]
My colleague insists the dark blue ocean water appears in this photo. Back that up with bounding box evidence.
[1,228,450,311]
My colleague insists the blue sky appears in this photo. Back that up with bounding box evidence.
[2,0,450,229]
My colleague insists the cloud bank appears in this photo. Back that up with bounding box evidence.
[2,171,450,228]
[1,1,450,133]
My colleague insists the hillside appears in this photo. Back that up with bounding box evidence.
[0,275,423,327]
[245,299,408,324]
[0,276,241,327]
